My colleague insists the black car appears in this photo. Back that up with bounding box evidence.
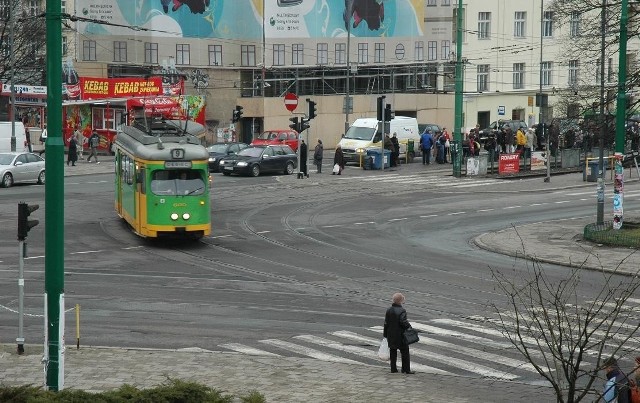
[418,123,442,135]
[207,142,248,172]
[218,145,298,177]
[478,120,527,143]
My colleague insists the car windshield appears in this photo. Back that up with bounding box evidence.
[238,147,264,157]
[257,132,279,140]
[344,126,375,140]
[150,170,205,196]
[0,154,15,165]
[207,144,229,153]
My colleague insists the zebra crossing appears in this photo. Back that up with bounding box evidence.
[337,173,519,189]
[216,301,640,383]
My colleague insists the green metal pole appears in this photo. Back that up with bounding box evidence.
[453,0,464,178]
[45,0,64,391]
[615,0,628,154]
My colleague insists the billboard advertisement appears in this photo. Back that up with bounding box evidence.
[75,0,423,39]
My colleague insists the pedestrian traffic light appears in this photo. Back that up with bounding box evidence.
[384,103,393,122]
[307,99,317,120]
[300,118,310,132]
[17,202,39,241]
[289,116,299,131]
[376,96,384,121]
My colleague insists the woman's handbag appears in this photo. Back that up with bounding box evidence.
[332,163,340,174]
[377,337,390,361]
[403,327,419,345]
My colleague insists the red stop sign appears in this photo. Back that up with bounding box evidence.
[284,92,298,112]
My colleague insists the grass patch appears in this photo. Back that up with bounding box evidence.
[584,221,640,248]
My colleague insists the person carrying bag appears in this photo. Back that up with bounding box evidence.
[383,292,415,374]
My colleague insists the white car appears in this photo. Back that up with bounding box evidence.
[0,152,45,188]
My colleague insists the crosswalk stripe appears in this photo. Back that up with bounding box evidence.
[219,343,281,357]
[332,330,538,374]
[369,325,511,349]
[294,334,452,375]
[258,339,364,365]
[432,318,541,346]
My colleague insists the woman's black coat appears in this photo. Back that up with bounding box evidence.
[383,303,411,349]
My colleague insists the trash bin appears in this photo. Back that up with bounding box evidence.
[584,160,605,182]
[366,149,391,169]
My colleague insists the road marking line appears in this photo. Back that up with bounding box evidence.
[70,250,103,255]
[354,222,375,225]
[219,343,281,356]
[448,212,466,215]
[210,234,233,239]
[477,209,494,212]
[255,231,271,234]
[419,214,438,218]
[503,206,520,209]
[369,325,511,349]
[388,218,408,222]
[322,225,342,228]
[258,339,364,365]
[553,201,570,204]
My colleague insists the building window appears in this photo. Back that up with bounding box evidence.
[569,11,581,37]
[113,41,127,62]
[317,43,328,65]
[62,36,68,56]
[61,0,66,13]
[335,43,346,64]
[513,63,525,89]
[427,41,437,61]
[427,0,436,5]
[441,40,450,60]
[208,44,222,66]
[542,11,554,37]
[292,43,304,65]
[0,0,8,20]
[273,44,285,66]
[176,44,190,65]
[568,60,579,86]
[477,64,489,92]
[541,61,552,86]
[144,42,158,64]
[442,0,450,5]
[514,12,526,37]
[27,0,38,16]
[82,40,96,61]
[478,12,491,39]
[241,45,256,66]
[357,43,368,64]
[374,43,385,63]
[415,41,424,61]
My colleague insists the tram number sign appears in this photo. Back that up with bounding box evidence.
[165,161,192,169]
[171,149,185,159]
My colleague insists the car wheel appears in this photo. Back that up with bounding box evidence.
[285,161,294,175]
[2,173,13,188]
[251,165,260,177]
[222,171,231,176]
[37,170,45,185]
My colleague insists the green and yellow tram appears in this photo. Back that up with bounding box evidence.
[114,119,211,238]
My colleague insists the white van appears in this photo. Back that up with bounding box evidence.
[338,116,420,164]
[0,122,27,153]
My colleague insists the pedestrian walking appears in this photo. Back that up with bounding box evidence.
[67,134,78,166]
[384,134,395,168]
[87,131,100,163]
[74,127,85,160]
[419,130,434,165]
[602,356,631,403]
[300,139,309,177]
[333,145,345,175]
[38,124,47,156]
[525,128,537,159]
[383,293,414,374]
[313,139,323,173]
[442,127,451,163]
[390,133,400,167]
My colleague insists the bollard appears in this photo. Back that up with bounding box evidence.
[75,304,80,349]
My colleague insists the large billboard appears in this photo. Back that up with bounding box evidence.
[76,0,423,39]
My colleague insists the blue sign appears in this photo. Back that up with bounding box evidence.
[498,106,506,116]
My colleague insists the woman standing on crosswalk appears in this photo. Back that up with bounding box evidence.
[383,293,414,374]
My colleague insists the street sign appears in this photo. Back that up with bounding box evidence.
[498,105,506,116]
[284,92,298,112]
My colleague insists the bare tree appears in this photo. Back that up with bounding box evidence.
[489,249,640,403]
[0,1,47,86]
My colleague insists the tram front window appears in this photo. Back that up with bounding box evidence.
[151,170,205,196]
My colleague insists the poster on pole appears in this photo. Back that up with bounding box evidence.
[613,154,624,229]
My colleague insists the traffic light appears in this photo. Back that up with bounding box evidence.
[17,202,39,241]
[300,118,310,132]
[307,99,317,120]
[232,105,244,123]
[289,116,299,131]
[376,96,384,121]
[384,103,393,122]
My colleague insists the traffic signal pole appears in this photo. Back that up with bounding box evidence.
[453,0,464,178]
[45,0,65,391]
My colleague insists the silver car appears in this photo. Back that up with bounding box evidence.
[0,152,45,188]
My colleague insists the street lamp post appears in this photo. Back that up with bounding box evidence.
[597,0,607,225]
[453,0,464,178]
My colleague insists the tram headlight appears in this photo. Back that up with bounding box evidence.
[236,161,248,167]
[170,213,179,220]
[182,213,190,220]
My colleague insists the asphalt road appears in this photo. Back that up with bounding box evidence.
[1,165,639,387]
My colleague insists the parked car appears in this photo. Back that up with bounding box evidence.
[251,129,299,152]
[418,123,442,135]
[0,152,45,188]
[207,142,249,172]
[478,120,528,143]
[218,145,298,177]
